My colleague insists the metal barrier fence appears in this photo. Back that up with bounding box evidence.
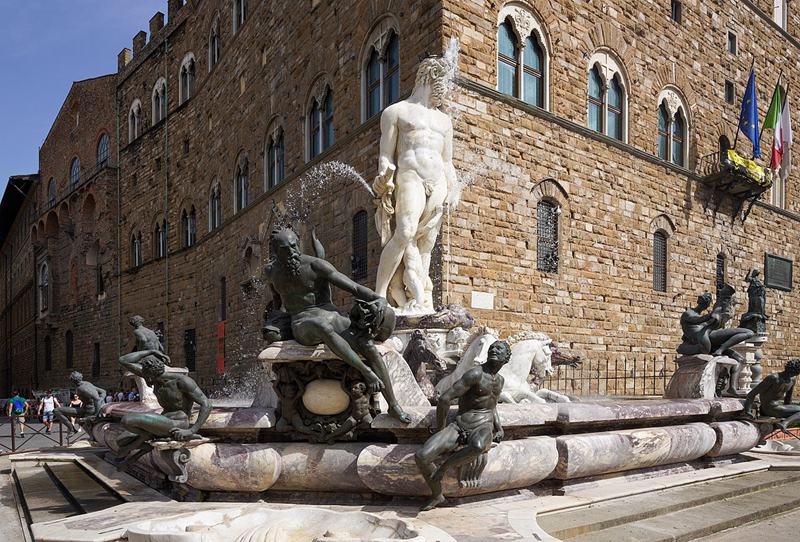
[540,356,675,398]
[0,415,81,455]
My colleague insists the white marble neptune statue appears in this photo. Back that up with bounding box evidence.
[373,56,458,315]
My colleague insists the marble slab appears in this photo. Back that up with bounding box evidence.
[185,442,282,492]
[555,398,743,426]
[553,422,717,479]
[371,403,558,430]
[356,437,558,497]
[706,420,762,457]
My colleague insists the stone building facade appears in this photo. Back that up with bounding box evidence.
[3,0,800,396]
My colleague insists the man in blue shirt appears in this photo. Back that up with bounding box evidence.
[7,391,29,437]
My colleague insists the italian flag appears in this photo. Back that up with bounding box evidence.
[765,85,792,179]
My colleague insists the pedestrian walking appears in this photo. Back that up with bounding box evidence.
[38,390,61,434]
[7,391,29,437]
[68,394,83,430]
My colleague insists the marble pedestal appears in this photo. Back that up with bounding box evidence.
[663,354,738,399]
[731,334,768,395]
[255,341,428,442]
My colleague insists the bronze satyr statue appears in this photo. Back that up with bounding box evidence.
[743,359,800,431]
[264,225,410,423]
[115,349,211,465]
[739,268,768,334]
[54,371,106,434]
[677,286,754,363]
[415,340,511,511]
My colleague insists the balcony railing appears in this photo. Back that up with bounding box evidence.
[696,149,772,220]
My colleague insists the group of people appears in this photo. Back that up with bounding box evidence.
[5,390,83,437]
[4,384,141,438]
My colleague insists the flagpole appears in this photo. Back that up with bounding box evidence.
[758,70,783,145]
[733,57,756,151]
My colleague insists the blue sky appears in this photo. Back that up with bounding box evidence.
[0,1,166,195]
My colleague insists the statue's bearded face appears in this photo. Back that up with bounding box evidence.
[484,341,511,374]
[416,58,450,107]
[272,229,302,277]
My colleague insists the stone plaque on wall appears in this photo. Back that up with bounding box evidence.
[764,253,793,291]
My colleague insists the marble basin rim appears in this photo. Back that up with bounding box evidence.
[124,506,452,542]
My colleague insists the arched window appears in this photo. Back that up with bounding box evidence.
[523,35,544,107]
[266,130,285,189]
[233,0,248,33]
[47,178,56,208]
[69,157,81,189]
[44,336,52,371]
[155,219,167,258]
[497,21,519,97]
[715,253,726,291]
[131,231,142,267]
[496,8,549,108]
[208,17,221,70]
[65,330,74,369]
[588,66,604,133]
[179,54,196,104]
[97,133,109,168]
[352,210,368,281]
[182,207,197,247]
[128,100,142,142]
[655,90,689,167]
[587,53,627,141]
[209,182,222,230]
[364,32,400,120]
[536,200,559,273]
[234,157,249,212]
[671,109,685,167]
[653,230,668,292]
[657,104,670,160]
[308,87,333,159]
[152,79,167,125]
[39,262,50,312]
[774,0,788,29]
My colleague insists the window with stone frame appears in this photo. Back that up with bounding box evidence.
[653,230,668,292]
[774,0,788,30]
[496,9,548,109]
[155,219,167,258]
[656,89,689,167]
[47,178,56,208]
[128,101,142,142]
[266,130,285,189]
[182,206,197,247]
[587,53,628,142]
[233,0,248,34]
[65,330,73,369]
[179,54,196,104]
[209,182,222,230]
[352,210,368,281]
[39,262,50,312]
[131,231,143,267]
[208,16,221,71]
[234,157,249,213]
[152,79,167,125]
[97,133,109,168]
[536,200,559,273]
[364,31,400,120]
[69,157,81,189]
[308,87,334,159]
[715,253,726,291]
[92,342,101,378]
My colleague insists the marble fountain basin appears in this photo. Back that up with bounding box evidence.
[125,506,454,542]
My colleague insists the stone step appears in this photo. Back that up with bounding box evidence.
[12,464,78,525]
[539,469,800,540]
[44,461,124,514]
[691,507,800,541]
[559,471,800,542]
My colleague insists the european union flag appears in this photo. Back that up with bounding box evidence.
[739,68,761,158]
